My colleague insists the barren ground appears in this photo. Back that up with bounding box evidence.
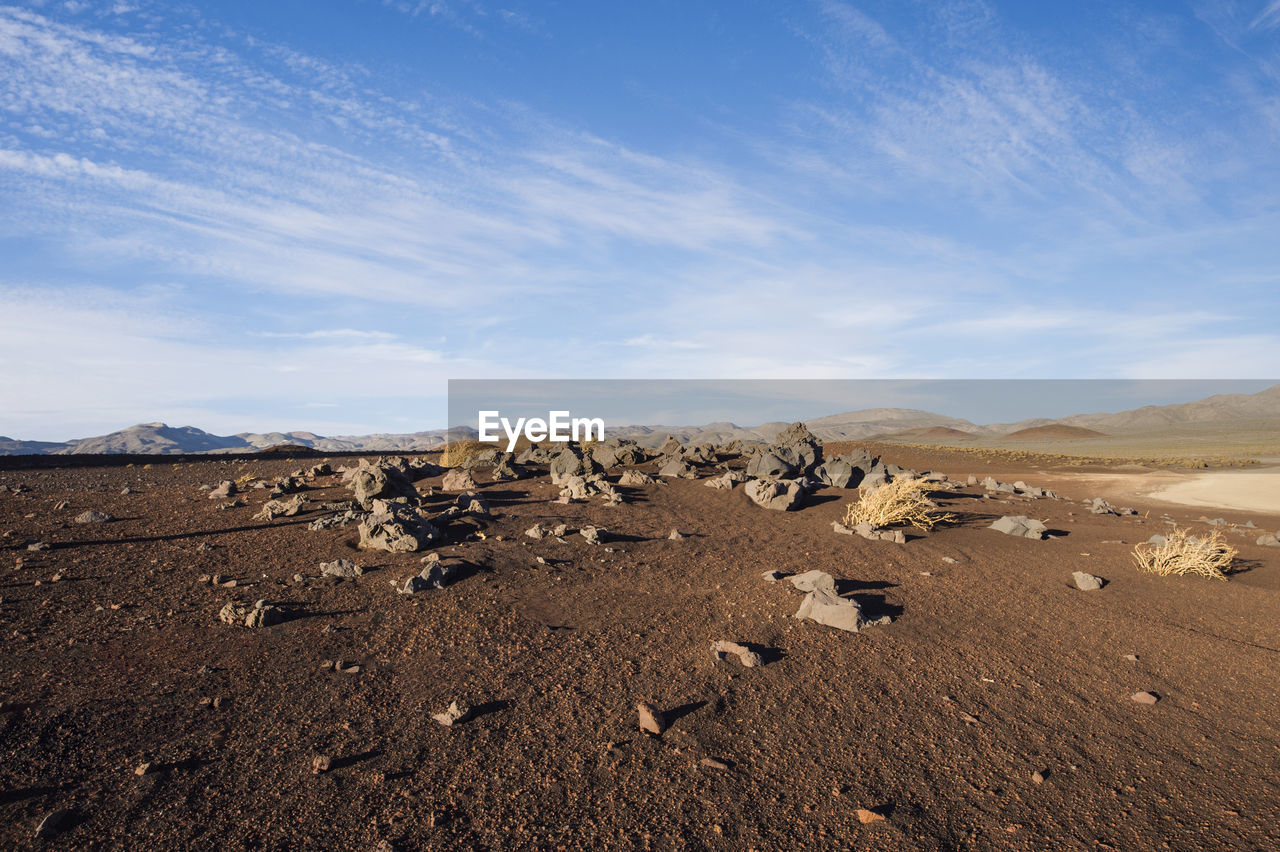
[1,447,1278,850]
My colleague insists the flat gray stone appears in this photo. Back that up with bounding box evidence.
[1072,570,1103,591]
[789,570,836,594]
[794,588,869,633]
[989,516,1048,539]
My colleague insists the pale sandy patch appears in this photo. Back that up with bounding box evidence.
[1049,469,1280,517]
[1142,471,1280,516]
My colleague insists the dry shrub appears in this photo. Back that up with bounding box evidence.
[1133,527,1237,581]
[440,440,494,468]
[842,476,953,531]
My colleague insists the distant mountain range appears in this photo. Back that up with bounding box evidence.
[3,384,1278,455]
[0,422,464,456]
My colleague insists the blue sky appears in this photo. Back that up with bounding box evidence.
[1,0,1278,439]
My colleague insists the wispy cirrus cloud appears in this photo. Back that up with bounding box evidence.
[1251,0,1280,30]
[0,2,1277,438]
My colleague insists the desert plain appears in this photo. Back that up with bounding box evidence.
[1,432,1278,851]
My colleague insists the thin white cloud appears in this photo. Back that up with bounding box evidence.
[1250,0,1280,30]
[252,329,399,340]
[0,4,1277,438]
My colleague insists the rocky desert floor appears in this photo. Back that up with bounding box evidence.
[1,445,1278,851]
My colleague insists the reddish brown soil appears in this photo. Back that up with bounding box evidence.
[1,449,1278,850]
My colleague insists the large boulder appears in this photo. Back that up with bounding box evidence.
[348,461,419,510]
[358,506,440,552]
[745,478,804,511]
[814,450,876,488]
[459,448,500,470]
[744,422,823,479]
[770,422,822,474]
[745,451,798,480]
[550,447,601,485]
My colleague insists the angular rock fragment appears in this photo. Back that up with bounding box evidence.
[490,456,523,481]
[558,475,593,501]
[1131,691,1159,705]
[254,495,307,521]
[745,451,797,480]
[579,526,605,545]
[269,476,304,497]
[833,521,907,543]
[245,600,284,628]
[419,553,456,588]
[550,447,600,485]
[208,480,237,499]
[358,506,440,553]
[440,469,477,492]
[1257,534,1280,547]
[591,438,651,469]
[309,510,359,531]
[768,422,823,474]
[456,492,490,517]
[220,600,284,628]
[710,640,763,667]
[1087,497,1118,515]
[319,559,363,579]
[618,469,656,487]
[745,478,803,511]
[74,510,113,524]
[794,588,880,633]
[525,523,547,540]
[989,516,1048,540]
[704,470,747,490]
[814,450,875,488]
[432,701,471,726]
[789,570,836,594]
[658,456,697,479]
[1071,571,1103,591]
[636,700,667,735]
